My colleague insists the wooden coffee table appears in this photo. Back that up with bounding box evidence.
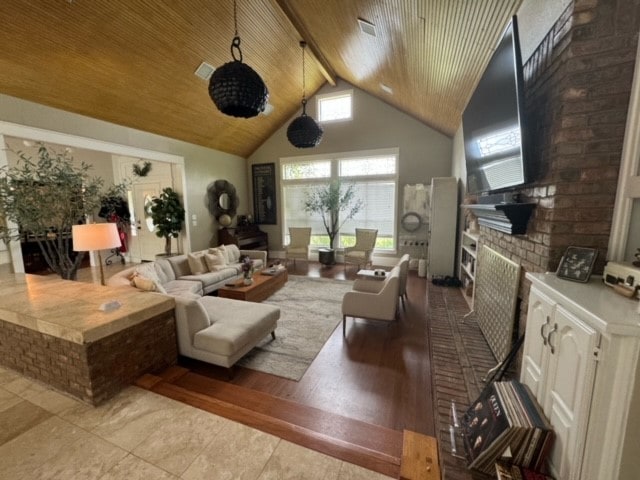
[218,269,288,302]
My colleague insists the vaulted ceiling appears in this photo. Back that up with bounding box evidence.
[0,0,522,158]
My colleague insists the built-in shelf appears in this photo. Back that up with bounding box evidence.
[462,203,536,235]
[459,231,478,308]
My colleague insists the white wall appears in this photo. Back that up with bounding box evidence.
[249,79,453,251]
[0,94,247,252]
[517,0,573,62]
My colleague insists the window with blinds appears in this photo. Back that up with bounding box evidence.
[281,149,398,250]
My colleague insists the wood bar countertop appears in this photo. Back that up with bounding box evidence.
[0,273,174,344]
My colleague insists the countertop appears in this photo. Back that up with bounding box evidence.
[0,273,175,344]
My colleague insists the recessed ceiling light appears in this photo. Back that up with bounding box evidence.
[194,62,215,81]
[357,17,377,37]
[380,83,393,94]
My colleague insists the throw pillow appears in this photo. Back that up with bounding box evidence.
[187,252,208,275]
[131,273,167,294]
[133,262,162,286]
[204,249,226,271]
[225,243,241,263]
[216,245,230,264]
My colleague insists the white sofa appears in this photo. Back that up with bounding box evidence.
[174,295,279,368]
[106,246,278,369]
[106,247,266,296]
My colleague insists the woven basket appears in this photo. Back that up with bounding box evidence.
[287,114,323,148]
[209,60,269,118]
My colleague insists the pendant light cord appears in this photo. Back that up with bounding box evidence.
[231,0,242,62]
[233,0,238,36]
[302,42,306,102]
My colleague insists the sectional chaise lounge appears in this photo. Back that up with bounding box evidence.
[106,244,280,369]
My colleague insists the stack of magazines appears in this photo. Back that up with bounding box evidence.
[461,380,554,475]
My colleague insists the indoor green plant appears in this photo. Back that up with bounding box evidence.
[149,187,185,256]
[303,179,363,250]
[0,145,106,280]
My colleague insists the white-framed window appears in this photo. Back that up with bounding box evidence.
[317,90,353,123]
[281,148,398,251]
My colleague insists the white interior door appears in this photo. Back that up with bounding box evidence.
[114,156,175,262]
[129,182,166,261]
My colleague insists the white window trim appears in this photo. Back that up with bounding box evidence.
[316,89,353,124]
[280,147,399,252]
[609,40,640,261]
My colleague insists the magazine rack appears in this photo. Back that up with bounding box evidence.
[448,336,524,463]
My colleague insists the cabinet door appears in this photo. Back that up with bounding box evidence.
[521,289,554,401]
[543,306,599,480]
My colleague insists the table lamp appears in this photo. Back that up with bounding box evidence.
[72,223,121,285]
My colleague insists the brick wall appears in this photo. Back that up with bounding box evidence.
[0,311,177,405]
[466,0,639,328]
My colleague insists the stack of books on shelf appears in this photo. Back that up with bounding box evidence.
[461,380,554,476]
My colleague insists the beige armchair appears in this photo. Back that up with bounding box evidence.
[398,254,410,308]
[285,227,311,269]
[342,265,400,335]
[344,228,378,271]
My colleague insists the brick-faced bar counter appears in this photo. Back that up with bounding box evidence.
[0,273,176,405]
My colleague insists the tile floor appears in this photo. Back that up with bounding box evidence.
[0,366,391,480]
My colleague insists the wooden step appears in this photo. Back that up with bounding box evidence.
[400,430,441,480]
[140,370,402,478]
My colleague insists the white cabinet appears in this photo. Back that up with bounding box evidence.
[458,230,478,307]
[426,177,457,278]
[522,273,640,480]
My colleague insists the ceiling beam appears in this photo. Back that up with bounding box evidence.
[273,0,337,86]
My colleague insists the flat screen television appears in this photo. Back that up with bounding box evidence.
[463,16,528,196]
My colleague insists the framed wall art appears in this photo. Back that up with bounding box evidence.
[556,246,598,283]
[252,163,277,224]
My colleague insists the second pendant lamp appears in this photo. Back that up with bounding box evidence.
[287,41,323,148]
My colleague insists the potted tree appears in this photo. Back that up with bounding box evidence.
[303,179,363,264]
[0,145,107,280]
[149,187,185,257]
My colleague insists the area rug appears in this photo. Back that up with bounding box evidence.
[236,275,353,381]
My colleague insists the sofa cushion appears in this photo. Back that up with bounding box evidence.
[164,279,203,297]
[167,254,191,278]
[180,268,237,285]
[188,252,208,274]
[154,258,176,284]
[204,250,226,271]
[225,244,241,263]
[174,296,211,342]
[133,262,162,285]
[194,299,279,356]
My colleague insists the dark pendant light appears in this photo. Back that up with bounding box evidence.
[287,41,323,148]
[209,0,269,118]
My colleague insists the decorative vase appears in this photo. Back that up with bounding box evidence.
[243,274,253,285]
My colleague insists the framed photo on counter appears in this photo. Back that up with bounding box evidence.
[556,246,598,283]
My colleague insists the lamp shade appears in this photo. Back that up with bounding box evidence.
[72,223,121,252]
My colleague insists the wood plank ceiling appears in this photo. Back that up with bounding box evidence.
[0,0,522,158]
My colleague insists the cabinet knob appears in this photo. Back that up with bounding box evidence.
[547,323,558,354]
[540,315,550,345]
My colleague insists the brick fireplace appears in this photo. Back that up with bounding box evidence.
[465,0,640,330]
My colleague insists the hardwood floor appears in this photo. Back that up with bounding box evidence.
[138,260,433,477]
[179,261,434,436]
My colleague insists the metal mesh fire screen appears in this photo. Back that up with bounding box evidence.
[474,245,521,362]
